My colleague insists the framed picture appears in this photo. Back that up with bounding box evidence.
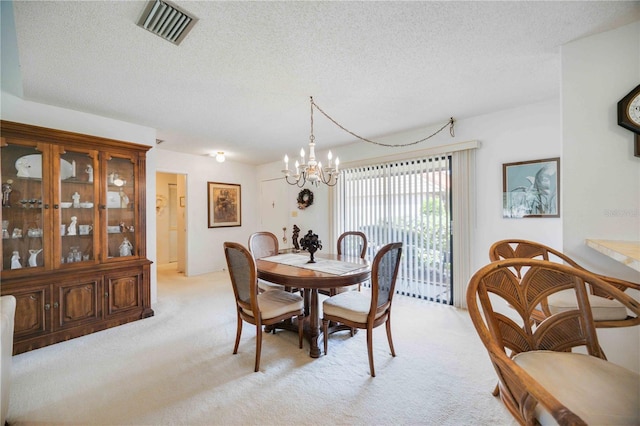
[502,157,560,218]
[208,182,241,228]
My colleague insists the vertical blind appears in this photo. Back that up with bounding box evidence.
[335,155,452,304]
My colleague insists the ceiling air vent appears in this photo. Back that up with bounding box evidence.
[137,0,197,45]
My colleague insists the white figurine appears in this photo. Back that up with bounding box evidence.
[68,216,78,235]
[85,165,93,183]
[119,237,133,257]
[72,192,81,207]
[120,189,129,208]
[11,251,22,269]
[28,249,43,267]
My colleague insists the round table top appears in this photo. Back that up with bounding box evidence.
[256,253,370,289]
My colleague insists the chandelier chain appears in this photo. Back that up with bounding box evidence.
[310,98,455,147]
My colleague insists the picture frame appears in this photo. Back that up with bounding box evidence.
[208,182,241,228]
[502,157,560,218]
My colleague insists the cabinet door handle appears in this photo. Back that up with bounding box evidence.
[44,204,50,209]
[104,292,109,298]
[45,303,51,310]
[100,205,107,210]
[53,302,59,309]
[53,204,59,209]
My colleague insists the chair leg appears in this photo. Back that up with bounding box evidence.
[367,326,375,377]
[322,319,329,354]
[385,317,396,357]
[254,323,262,372]
[233,314,243,354]
[298,315,304,349]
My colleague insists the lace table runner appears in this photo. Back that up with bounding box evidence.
[261,253,367,275]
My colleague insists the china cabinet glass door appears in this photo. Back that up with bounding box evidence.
[56,147,99,267]
[105,155,137,259]
[1,142,48,272]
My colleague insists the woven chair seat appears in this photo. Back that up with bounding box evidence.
[514,351,640,425]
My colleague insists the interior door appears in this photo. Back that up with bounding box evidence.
[259,179,288,250]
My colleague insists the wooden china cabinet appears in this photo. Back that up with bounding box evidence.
[0,121,153,354]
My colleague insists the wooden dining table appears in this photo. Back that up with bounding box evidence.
[256,252,371,358]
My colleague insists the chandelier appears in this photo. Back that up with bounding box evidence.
[282,97,340,187]
[281,96,456,187]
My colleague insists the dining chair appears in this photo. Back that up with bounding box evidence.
[322,242,403,377]
[489,239,640,328]
[467,258,640,425]
[321,231,368,296]
[223,242,304,372]
[248,231,287,292]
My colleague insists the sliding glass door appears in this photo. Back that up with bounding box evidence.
[336,155,452,304]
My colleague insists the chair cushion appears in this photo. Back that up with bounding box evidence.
[323,291,383,323]
[513,351,640,425]
[243,290,303,320]
[547,290,628,321]
[257,278,285,292]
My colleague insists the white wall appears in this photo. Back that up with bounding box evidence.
[562,21,640,373]
[155,149,259,275]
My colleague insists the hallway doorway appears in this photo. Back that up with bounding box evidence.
[156,172,187,273]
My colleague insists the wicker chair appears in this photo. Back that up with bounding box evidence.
[322,242,402,377]
[489,239,640,328]
[223,242,304,372]
[467,258,640,425]
[321,231,368,296]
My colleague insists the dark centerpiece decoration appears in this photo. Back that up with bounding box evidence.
[292,224,301,252]
[299,229,322,263]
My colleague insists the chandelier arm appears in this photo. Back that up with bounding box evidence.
[311,98,455,147]
[285,174,307,187]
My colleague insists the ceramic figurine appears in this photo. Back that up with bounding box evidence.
[119,237,133,257]
[72,192,81,207]
[68,216,78,235]
[85,164,93,183]
[28,249,43,267]
[11,251,22,269]
[120,189,129,208]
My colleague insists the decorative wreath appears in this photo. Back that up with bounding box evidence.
[297,189,314,210]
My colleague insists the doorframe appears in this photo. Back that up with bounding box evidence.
[155,171,188,274]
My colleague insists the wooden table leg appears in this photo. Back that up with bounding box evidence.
[308,288,322,358]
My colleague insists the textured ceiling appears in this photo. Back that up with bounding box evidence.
[6,1,640,165]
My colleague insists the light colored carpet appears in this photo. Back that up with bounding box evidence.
[7,264,514,425]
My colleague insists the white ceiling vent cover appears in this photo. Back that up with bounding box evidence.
[137,0,197,45]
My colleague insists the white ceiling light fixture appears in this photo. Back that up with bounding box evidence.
[215,152,225,163]
[137,0,198,46]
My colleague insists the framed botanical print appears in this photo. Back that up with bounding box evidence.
[208,182,241,228]
[502,157,560,218]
